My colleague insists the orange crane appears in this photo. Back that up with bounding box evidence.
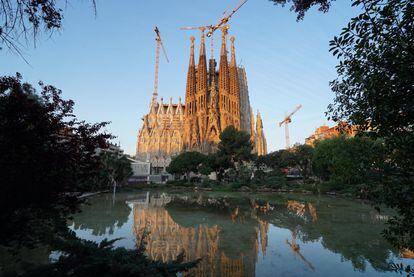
[180,0,248,59]
[152,26,169,106]
[279,105,302,149]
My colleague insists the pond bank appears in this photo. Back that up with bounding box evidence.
[119,183,369,204]
[78,190,109,199]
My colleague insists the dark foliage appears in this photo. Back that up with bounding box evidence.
[255,149,286,169]
[3,233,199,277]
[327,0,414,250]
[255,144,313,176]
[0,73,111,248]
[328,0,414,138]
[390,262,414,276]
[84,150,133,191]
[199,152,230,181]
[0,0,96,57]
[0,74,198,275]
[312,136,385,192]
[199,126,254,181]
[217,125,254,166]
[285,144,314,180]
[269,0,334,20]
[167,151,206,182]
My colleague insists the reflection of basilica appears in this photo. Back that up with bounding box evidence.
[132,193,268,276]
[128,192,405,275]
[71,192,406,275]
[286,200,318,222]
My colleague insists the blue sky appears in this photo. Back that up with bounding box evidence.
[1,0,360,154]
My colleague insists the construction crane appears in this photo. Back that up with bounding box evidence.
[180,0,248,59]
[152,26,169,106]
[279,105,302,149]
[180,25,215,59]
[207,0,248,37]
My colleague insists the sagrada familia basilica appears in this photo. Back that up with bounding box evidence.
[136,27,267,168]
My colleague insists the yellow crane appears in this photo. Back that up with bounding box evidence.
[180,0,248,59]
[279,105,302,149]
[152,26,169,106]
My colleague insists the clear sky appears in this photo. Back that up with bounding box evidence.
[1,0,360,155]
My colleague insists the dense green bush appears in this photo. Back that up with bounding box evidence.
[167,152,206,182]
[312,136,385,193]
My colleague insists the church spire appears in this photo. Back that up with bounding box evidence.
[218,26,230,93]
[197,30,208,111]
[196,30,209,146]
[183,36,197,149]
[218,26,230,130]
[185,36,196,117]
[256,110,263,129]
[230,36,237,68]
[256,110,267,156]
[229,36,240,129]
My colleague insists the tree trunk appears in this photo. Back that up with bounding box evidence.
[186,172,191,184]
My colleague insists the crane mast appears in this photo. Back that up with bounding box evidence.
[279,105,302,149]
[284,113,291,149]
[152,26,169,106]
[179,0,248,59]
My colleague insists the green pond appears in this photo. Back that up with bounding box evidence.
[70,190,413,276]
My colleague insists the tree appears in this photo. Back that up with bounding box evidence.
[199,152,230,181]
[0,0,96,57]
[312,136,385,191]
[328,0,414,139]
[0,73,111,248]
[290,144,314,181]
[326,0,414,250]
[7,236,199,277]
[255,150,286,169]
[217,125,254,167]
[0,74,197,275]
[269,0,334,20]
[87,150,133,191]
[167,151,206,182]
[254,145,313,185]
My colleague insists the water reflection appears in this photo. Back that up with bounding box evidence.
[71,191,413,276]
[131,192,256,276]
[286,230,316,272]
[70,194,131,236]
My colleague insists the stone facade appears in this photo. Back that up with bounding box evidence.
[136,28,267,163]
[135,97,185,166]
[305,122,357,146]
[238,65,252,136]
[255,111,268,156]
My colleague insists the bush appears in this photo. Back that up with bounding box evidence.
[312,136,385,190]
[166,180,193,187]
[200,179,221,188]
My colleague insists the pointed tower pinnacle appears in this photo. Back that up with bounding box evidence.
[196,29,208,146]
[197,29,208,111]
[229,36,240,129]
[218,25,231,130]
[230,36,237,68]
[256,110,263,129]
[176,96,183,116]
[183,36,198,149]
[185,36,196,117]
[256,110,267,156]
